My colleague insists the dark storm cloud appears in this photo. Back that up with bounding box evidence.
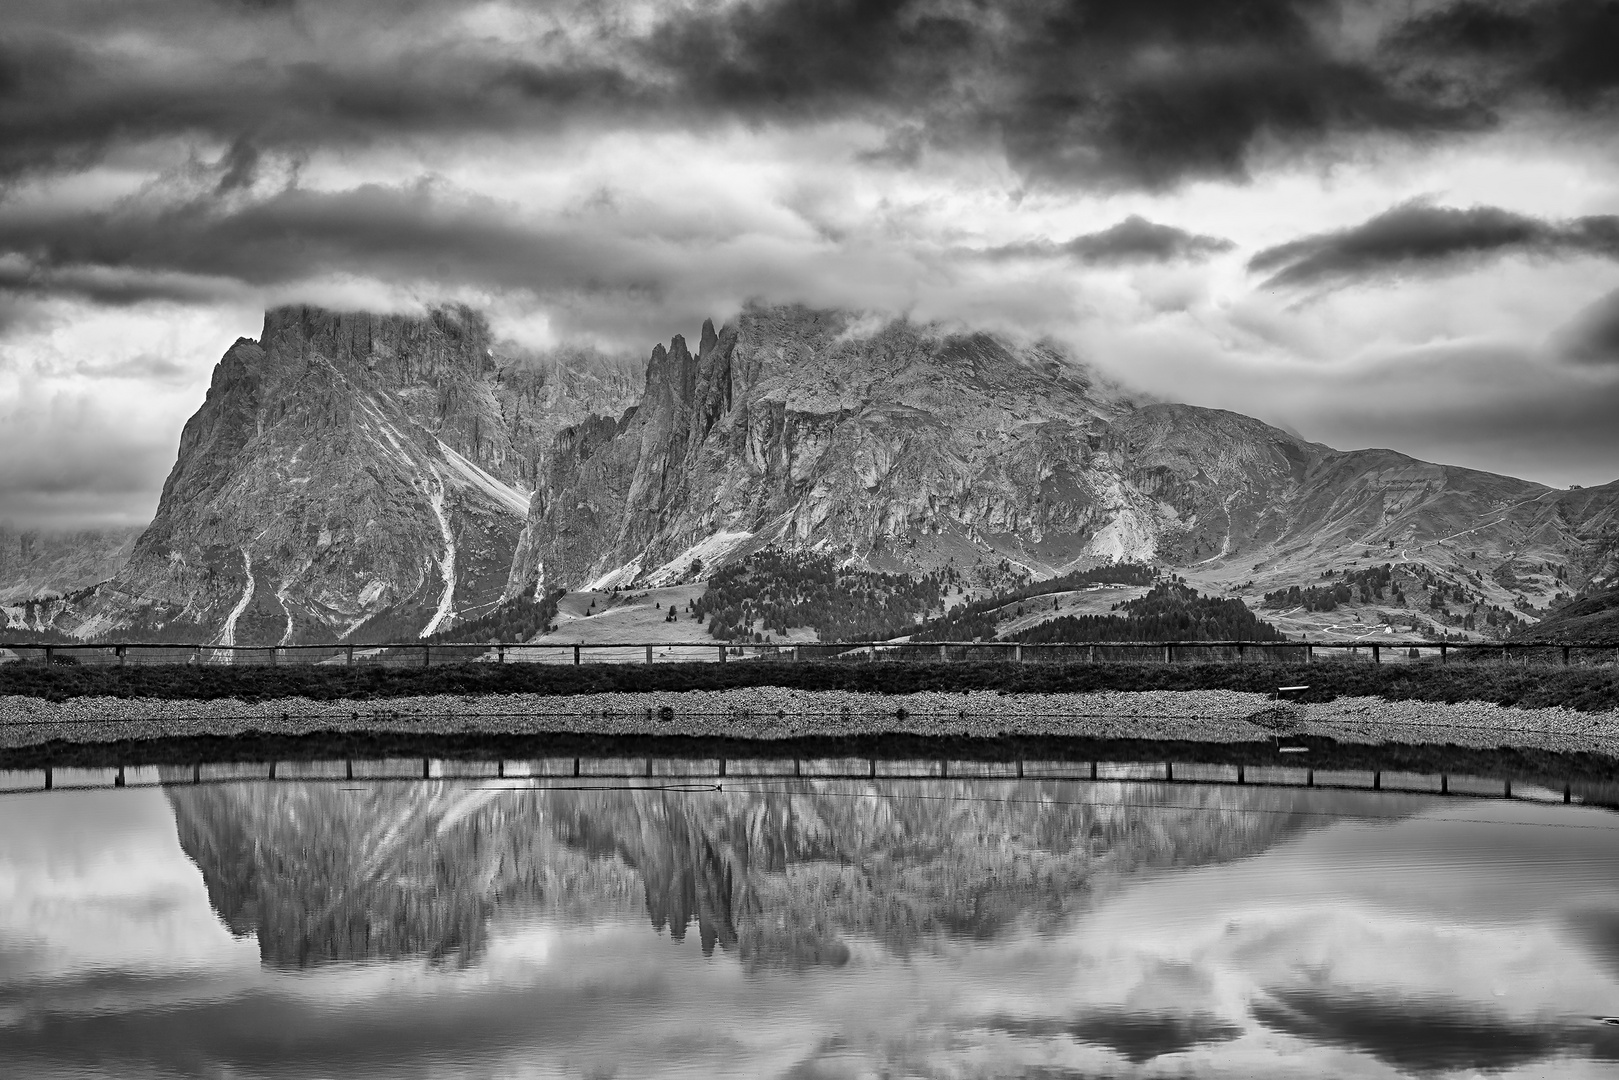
[1251,987,1613,1072]
[0,180,673,301]
[988,216,1235,264]
[213,136,261,195]
[0,260,237,309]
[988,1009,1242,1064]
[0,0,1547,193]
[1249,202,1619,288]
[648,0,1496,188]
[0,14,649,183]
[1388,0,1619,108]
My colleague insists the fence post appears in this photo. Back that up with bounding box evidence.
[1563,645,1571,666]
[1015,643,1024,662]
[422,645,431,669]
[44,645,53,664]
[939,643,947,662]
[1306,643,1313,663]
[1372,644,1380,664]
[1164,643,1173,664]
[346,644,355,666]
[574,644,581,665]
[498,646,506,664]
[117,645,126,667]
[718,645,726,663]
[1439,644,1447,665]
[645,644,653,664]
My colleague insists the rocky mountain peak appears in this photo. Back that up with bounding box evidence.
[36,302,642,644]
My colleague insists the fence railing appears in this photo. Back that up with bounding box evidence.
[1,639,1616,668]
[0,758,1584,804]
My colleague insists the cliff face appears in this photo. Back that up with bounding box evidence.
[510,304,1341,593]
[511,304,1619,610]
[59,305,637,643]
[0,525,141,608]
[512,305,1160,594]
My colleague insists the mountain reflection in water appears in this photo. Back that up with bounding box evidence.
[0,773,1614,1079]
[163,776,1329,970]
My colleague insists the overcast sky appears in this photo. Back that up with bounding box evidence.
[3,0,1619,528]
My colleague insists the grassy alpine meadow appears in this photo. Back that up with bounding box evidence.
[3,658,1619,711]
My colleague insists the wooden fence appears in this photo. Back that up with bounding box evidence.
[1,638,1615,668]
[0,757,1584,804]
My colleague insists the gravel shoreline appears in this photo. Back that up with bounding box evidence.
[3,688,1615,758]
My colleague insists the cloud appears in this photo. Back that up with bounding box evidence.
[0,5,645,183]
[1565,905,1619,980]
[1551,287,1619,365]
[1251,985,1606,1073]
[0,0,1550,194]
[0,179,672,306]
[213,136,261,195]
[988,1009,1242,1064]
[1387,0,1619,109]
[987,215,1234,265]
[1249,201,1619,288]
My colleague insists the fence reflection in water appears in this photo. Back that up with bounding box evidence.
[0,757,1582,805]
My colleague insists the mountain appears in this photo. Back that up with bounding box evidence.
[32,306,637,644]
[510,305,1144,597]
[13,301,1619,644]
[1518,580,1619,644]
[512,305,1619,629]
[0,525,140,607]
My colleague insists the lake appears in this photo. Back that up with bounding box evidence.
[1,767,1616,1078]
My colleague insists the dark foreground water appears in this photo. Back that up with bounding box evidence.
[1,771,1617,1079]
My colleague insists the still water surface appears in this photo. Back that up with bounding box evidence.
[1,771,1616,1078]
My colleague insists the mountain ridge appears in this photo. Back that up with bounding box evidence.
[5,300,1617,645]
